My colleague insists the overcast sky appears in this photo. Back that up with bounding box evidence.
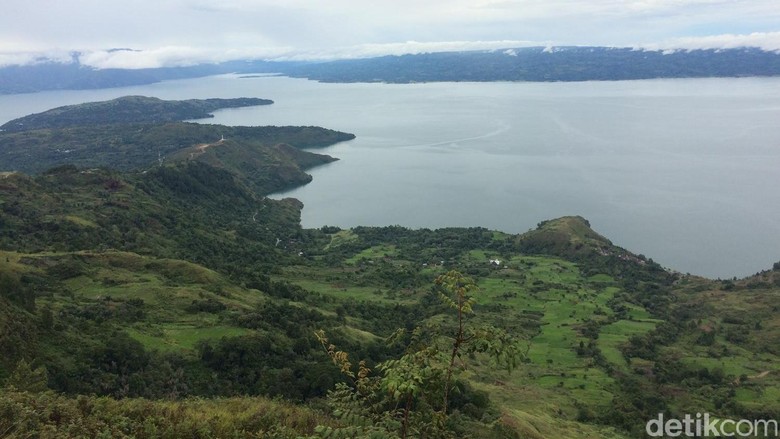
[2,0,780,68]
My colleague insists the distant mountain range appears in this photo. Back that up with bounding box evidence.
[0,59,294,94]
[285,46,780,83]
[2,46,780,94]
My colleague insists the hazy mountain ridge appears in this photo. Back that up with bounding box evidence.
[2,46,780,94]
[0,59,291,95]
[286,46,780,83]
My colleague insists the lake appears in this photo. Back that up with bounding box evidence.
[1,74,778,278]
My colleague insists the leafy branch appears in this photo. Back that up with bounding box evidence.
[314,270,526,438]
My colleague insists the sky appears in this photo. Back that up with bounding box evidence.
[1,0,780,68]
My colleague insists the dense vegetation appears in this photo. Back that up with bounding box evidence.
[0,390,332,438]
[0,97,354,189]
[0,98,778,438]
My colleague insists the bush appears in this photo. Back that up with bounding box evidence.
[0,390,333,438]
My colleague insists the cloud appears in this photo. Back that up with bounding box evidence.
[278,40,543,61]
[0,40,544,69]
[638,31,780,52]
[1,0,780,67]
[3,30,780,70]
[0,50,74,68]
[78,46,294,69]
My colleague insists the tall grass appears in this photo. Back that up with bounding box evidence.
[0,390,334,438]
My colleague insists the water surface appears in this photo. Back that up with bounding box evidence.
[1,75,778,278]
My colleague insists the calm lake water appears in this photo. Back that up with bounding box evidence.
[1,74,779,278]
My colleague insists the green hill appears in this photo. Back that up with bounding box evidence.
[0,121,352,177]
[0,96,273,132]
[1,98,778,438]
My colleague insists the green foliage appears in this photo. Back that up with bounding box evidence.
[0,269,36,311]
[314,272,523,438]
[0,165,303,276]
[0,297,38,378]
[4,358,49,392]
[0,390,332,438]
[435,270,477,314]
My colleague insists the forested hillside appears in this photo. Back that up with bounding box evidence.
[0,97,778,438]
[284,47,780,83]
[0,97,354,194]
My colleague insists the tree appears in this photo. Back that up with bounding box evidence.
[314,270,525,438]
[5,358,49,392]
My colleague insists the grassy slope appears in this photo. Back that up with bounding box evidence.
[1,220,645,438]
[3,199,779,437]
[665,273,780,416]
[274,221,660,438]
[13,250,261,351]
[277,218,780,437]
